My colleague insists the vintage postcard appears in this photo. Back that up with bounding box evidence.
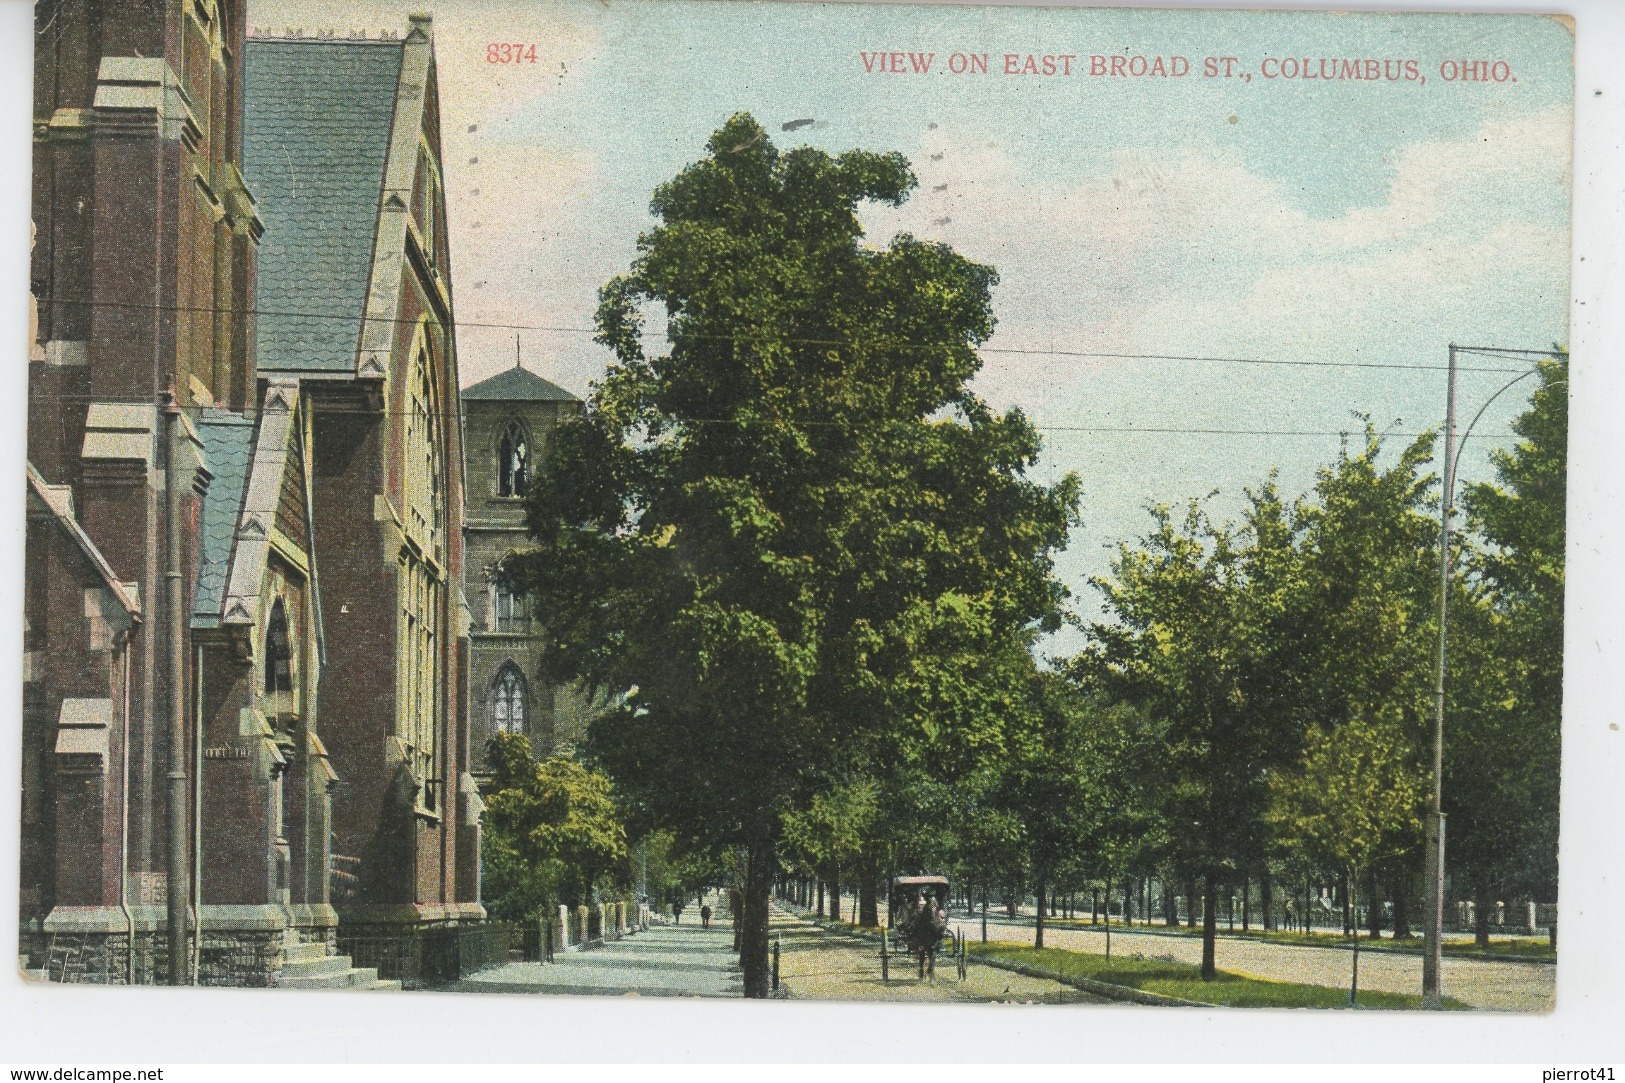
[18,0,1570,1014]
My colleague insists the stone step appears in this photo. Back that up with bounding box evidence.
[282,941,330,966]
[279,953,354,980]
[366,976,401,991]
[277,955,384,989]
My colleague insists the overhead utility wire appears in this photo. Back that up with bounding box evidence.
[38,393,1513,438]
[34,294,1545,375]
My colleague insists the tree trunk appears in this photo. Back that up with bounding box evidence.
[740,839,776,998]
[1125,879,1134,927]
[1186,877,1197,928]
[1392,877,1411,939]
[1034,876,1047,949]
[1475,888,1492,949]
[1201,874,1218,981]
[1348,870,1361,1006]
[1242,876,1251,932]
[816,878,825,917]
[1340,871,1352,935]
[1091,888,1099,924]
[829,861,842,922]
[1164,878,1178,927]
[1367,869,1382,939]
[1261,872,1274,931]
[858,853,879,927]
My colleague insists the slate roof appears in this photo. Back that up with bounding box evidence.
[462,366,581,403]
[242,39,404,373]
[193,411,256,627]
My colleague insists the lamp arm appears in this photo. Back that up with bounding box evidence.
[1450,369,1559,492]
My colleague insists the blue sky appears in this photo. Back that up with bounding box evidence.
[254,0,1574,648]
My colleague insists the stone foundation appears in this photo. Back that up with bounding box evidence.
[26,903,339,986]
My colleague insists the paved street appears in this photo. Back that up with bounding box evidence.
[769,905,1107,1004]
[962,911,1553,1012]
[447,919,742,998]
[817,892,1551,1011]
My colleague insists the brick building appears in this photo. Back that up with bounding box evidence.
[22,4,481,986]
[243,18,484,953]
[460,364,595,775]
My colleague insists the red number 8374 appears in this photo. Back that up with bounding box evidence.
[486,43,539,63]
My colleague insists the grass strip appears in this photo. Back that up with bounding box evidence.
[968,941,1471,1010]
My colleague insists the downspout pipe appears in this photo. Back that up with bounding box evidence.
[120,628,135,984]
[192,642,203,985]
[163,390,189,985]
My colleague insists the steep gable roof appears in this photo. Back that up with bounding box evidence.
[462,366,581,403]
[242,38,404,374]
[192,410,256,627]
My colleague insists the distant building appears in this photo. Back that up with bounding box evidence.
[460,364,596,773]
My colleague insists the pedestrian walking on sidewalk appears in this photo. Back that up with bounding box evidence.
[673,900,685,924]
[701,904,713,929]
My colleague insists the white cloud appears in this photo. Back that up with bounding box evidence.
[862,101,1572,396]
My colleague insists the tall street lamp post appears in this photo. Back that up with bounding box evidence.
[1422,345,1457,1008]
[1423,343,1556,1008]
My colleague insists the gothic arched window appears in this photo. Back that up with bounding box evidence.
[490,663,527,736]
[498,422,529,497]
[264,600,293,701]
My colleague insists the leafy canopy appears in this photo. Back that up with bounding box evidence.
[508,113,1079,859]
[480,734,628,915]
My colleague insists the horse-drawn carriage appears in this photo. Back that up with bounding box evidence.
[888,875,958,979]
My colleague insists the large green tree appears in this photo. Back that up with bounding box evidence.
[1285,429,1440,934]
[987,671,1097,948]
[1087,427,1440,975]
[1268,715,1425,1000]
[780,779,877,922]
[1087,497,1274,978]
[1450,355,1567,939]
[509,114,1077,996]
[480,734,629,921]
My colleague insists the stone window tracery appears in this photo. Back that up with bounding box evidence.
[399,339,445,812]
[490,663,527,737]
[498,421,528,497]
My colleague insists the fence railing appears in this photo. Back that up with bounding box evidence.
[337,922,517,989]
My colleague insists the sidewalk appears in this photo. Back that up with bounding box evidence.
[445,920,742,998]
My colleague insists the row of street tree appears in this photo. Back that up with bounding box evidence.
[498,114,1564,996]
